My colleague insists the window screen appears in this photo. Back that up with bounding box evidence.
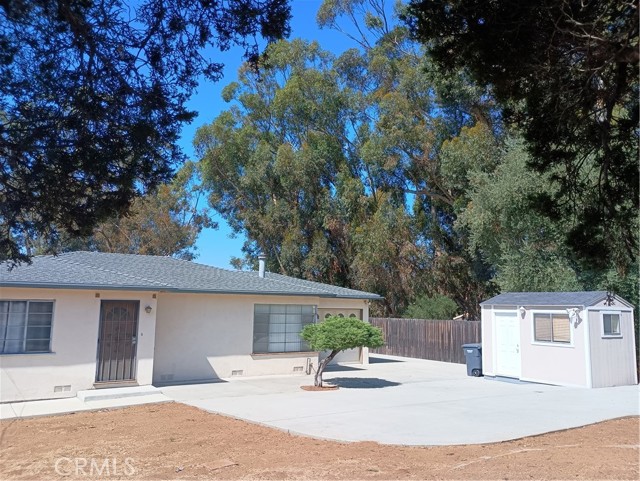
[0,301,54,354]
[253,304,316,353]
[534,313,570,344]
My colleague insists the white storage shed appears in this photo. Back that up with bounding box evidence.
[480,291,637,388]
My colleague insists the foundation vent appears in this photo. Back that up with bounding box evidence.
[293,366,304,372]
[54,385,71,393]
[231,370,244,376]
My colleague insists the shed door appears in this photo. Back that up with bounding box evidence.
[96,300,139,382]
[494,312,521,378]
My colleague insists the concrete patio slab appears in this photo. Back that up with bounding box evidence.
[160,355,640,446]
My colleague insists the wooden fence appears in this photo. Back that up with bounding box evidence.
[369,317,481,364]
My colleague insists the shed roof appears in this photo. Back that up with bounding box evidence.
[480,291,632,307]
[0,251,381,300]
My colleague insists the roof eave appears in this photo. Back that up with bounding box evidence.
[0,282,382,300]
[0,282,164,292]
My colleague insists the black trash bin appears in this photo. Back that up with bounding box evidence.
[462,343,483,377]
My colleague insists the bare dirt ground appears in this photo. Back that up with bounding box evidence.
[1,402,638,480]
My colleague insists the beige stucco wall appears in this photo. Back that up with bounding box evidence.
[153,293,370,383]
[1,286,372,400]
[588,308,637,387]
[0,288,157,402]
[519,306,588,387]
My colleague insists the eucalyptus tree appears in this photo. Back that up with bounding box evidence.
[195,1,500,315]
[194,39,428,314]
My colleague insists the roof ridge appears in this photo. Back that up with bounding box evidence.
[57,256,171,288]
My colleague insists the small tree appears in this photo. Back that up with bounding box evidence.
[300,316,384,387]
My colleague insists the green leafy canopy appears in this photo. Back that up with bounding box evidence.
[1,0,290,263]
[403,0,639,269]
[300,316,384,352]
[403,294,458,320]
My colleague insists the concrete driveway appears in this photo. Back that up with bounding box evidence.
[160,355,640,446]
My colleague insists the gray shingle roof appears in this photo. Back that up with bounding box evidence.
[480,291,625,307]
[0,252,381,300]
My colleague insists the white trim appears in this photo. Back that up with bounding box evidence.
[530,341,575,348]
[493,309,521,378]
[492,306,502,376]
[588,306,634,312]
[631,309,638,384]
[599,310,623,338]
[0,351,57,356]
[530,309,574,347]
[582,308,592,388]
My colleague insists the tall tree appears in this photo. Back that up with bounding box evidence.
[457,135,582,292]
[195,2,500,316]
[30,162,214,260]
[1,0,290,263]
[457,129,639,310]
[403,0,639,270]
[194,37,433,314]
[319,0,499,314]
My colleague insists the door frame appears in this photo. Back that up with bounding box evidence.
[493,310,521,378]
[95,300,140,383]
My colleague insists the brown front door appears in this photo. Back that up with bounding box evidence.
[96,300,139,382]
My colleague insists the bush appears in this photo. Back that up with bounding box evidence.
[403,294,458,319]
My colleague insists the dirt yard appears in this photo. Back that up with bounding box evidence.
[1,402,638,480]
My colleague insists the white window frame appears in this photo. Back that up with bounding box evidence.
[601,311,623,338]
[0,299,55,355]
[530,309,574,347]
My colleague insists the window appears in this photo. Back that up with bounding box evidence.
[0,301,54,354]
[533,313,571,344]
[253,304,316,353]
[602,313,621,337]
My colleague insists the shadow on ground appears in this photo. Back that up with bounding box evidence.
[369,355,405,364]
[327,377,401,389]
[325,364,365,372]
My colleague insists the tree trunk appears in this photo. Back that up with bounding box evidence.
[314,350,340,387]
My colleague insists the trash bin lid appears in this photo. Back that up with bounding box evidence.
[461,343,482,349]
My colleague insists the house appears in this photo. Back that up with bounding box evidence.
[0,252,381,402]
[480,291,637,388]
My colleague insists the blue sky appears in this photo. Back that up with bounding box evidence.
[177,1,358,268]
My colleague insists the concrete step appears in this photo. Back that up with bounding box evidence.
[76,385,161,402]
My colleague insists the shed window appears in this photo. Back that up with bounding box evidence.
[602,313,621,337]
[0,301,54,354]
[533,313,570,344]
[253,304,316,353]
